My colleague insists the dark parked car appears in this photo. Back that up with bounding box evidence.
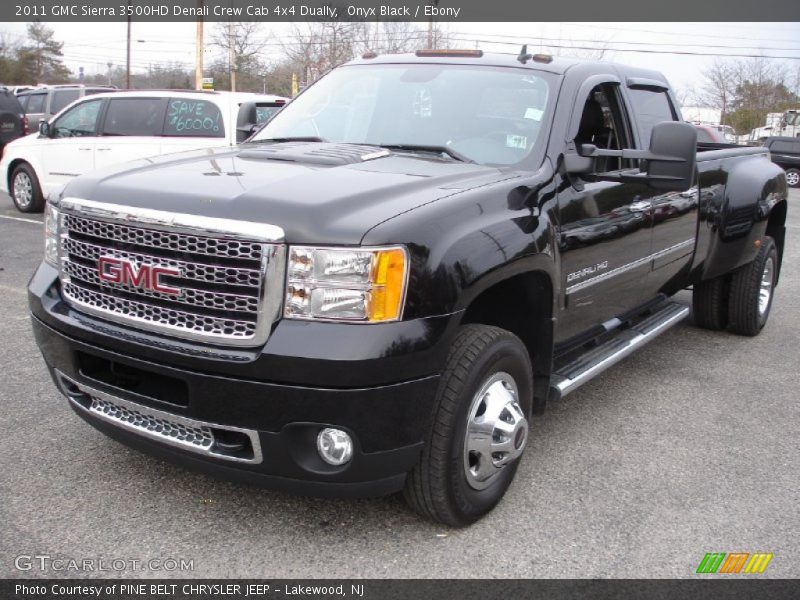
[16,84,115,125]
[764,136,800,188]
[0,88,27,154]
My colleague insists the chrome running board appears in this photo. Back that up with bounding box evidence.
[550,302,689,399]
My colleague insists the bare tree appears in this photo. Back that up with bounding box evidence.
[210,22,268,90]
[360,21,424,55]
[699,60,736,122]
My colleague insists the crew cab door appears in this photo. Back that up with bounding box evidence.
[623,83,697,296]
[95,97,168,169]
[37,97,105,195]
[557,81,660,341]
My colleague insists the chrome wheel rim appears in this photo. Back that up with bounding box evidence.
[786,171,800,187]
[758,256,774,317]
[463,371,528,491]
[13,172,33,208]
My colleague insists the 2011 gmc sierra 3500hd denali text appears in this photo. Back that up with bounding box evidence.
[29,50,788,526]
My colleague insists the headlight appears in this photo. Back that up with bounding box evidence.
[44,202,60,267]
[285,246,408,322]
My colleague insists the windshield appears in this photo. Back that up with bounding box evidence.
[251,64,554,166]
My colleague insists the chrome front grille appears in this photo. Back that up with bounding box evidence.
[56,198,286,346]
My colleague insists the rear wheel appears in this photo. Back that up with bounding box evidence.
[692,276,728,330]
[785,168,799,188]
[403,324,533,527]
[10,163,44,213]
[727,237,777,336]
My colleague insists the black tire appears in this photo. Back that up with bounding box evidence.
[692,275,728,330]
[727,236,777,336]
[403,324,533,527]
[785,168,800,189]
[10,163,44,213]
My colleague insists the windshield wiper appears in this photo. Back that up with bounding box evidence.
[249,136,328,144]
[377,144,474,163]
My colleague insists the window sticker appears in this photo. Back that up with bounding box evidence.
[506,134,527,149]
[524,107,543,121]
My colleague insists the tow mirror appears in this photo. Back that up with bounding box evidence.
[38,119,50,138]
[645,121,697,191]
[567,121,697,192]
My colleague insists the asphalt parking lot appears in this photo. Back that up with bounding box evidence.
[1,189,798,579]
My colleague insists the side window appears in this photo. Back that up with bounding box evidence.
[255,104,283,125]
[52,99,103,138]
[103,98,165,136]
[575,84,632,171]
[17,95,29,110]
[25,93,46,114]
[163,98,224,138]
[627,89,677,147]
[51,89,80,114]
[771,141,795,154]
[695,128,713,143]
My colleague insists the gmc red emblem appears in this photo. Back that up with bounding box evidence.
[97,256,181,296]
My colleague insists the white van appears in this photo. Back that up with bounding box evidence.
[1,89,288,212]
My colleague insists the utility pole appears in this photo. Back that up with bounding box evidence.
[228,21,236,92]
[427,0,439,48]
[125,0,131,88]
[195,0,204,90]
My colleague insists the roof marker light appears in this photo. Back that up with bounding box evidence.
[415,49,484,58]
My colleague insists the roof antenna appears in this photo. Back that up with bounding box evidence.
[517,44,533,64]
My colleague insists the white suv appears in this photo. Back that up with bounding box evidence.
[1,89,288,212]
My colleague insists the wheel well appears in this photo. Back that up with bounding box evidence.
[6,159,30,190]
[766,200,787,284]
[460,271,554,412]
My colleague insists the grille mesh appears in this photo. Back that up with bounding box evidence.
[65,214,263,260]
[63,283,257,337]
[90,397,214,449]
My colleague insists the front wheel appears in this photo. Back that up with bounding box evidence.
[10,163,44,213]
[403,324,533,527]
[727,236,778,336]
[785,168,799,188]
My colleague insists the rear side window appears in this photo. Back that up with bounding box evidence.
[628,89,676,147]
[770,141,797,154]
[51,89,81,114]
[0,91,23,113]
[103,98,165,136]
[163,98,224,137]
[24,93,46,114]
[255,104,283,124]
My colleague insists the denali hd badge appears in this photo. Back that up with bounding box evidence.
[567,261,610,282]
[97,257,181,296]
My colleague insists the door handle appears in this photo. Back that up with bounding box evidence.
[97,147,111,151]
[629,201,652,212]
[78,147,92,151]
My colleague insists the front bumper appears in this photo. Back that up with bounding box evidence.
[30,263,457,497]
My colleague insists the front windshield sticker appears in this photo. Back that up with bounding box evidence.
[506,134,527,149]
[524,108,544,121]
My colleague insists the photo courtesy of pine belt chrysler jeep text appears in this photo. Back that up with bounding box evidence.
[29,50,788,526]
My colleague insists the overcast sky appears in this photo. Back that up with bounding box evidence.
[2,21,799,104]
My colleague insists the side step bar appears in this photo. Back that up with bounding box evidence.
[550,302,690,399]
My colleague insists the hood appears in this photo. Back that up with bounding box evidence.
[62,142,508,244]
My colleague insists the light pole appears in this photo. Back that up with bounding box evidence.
[125,0,131,89]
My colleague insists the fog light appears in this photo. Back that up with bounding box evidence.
[316,428,353,466]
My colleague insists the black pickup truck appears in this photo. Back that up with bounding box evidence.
[29,51,788,526]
